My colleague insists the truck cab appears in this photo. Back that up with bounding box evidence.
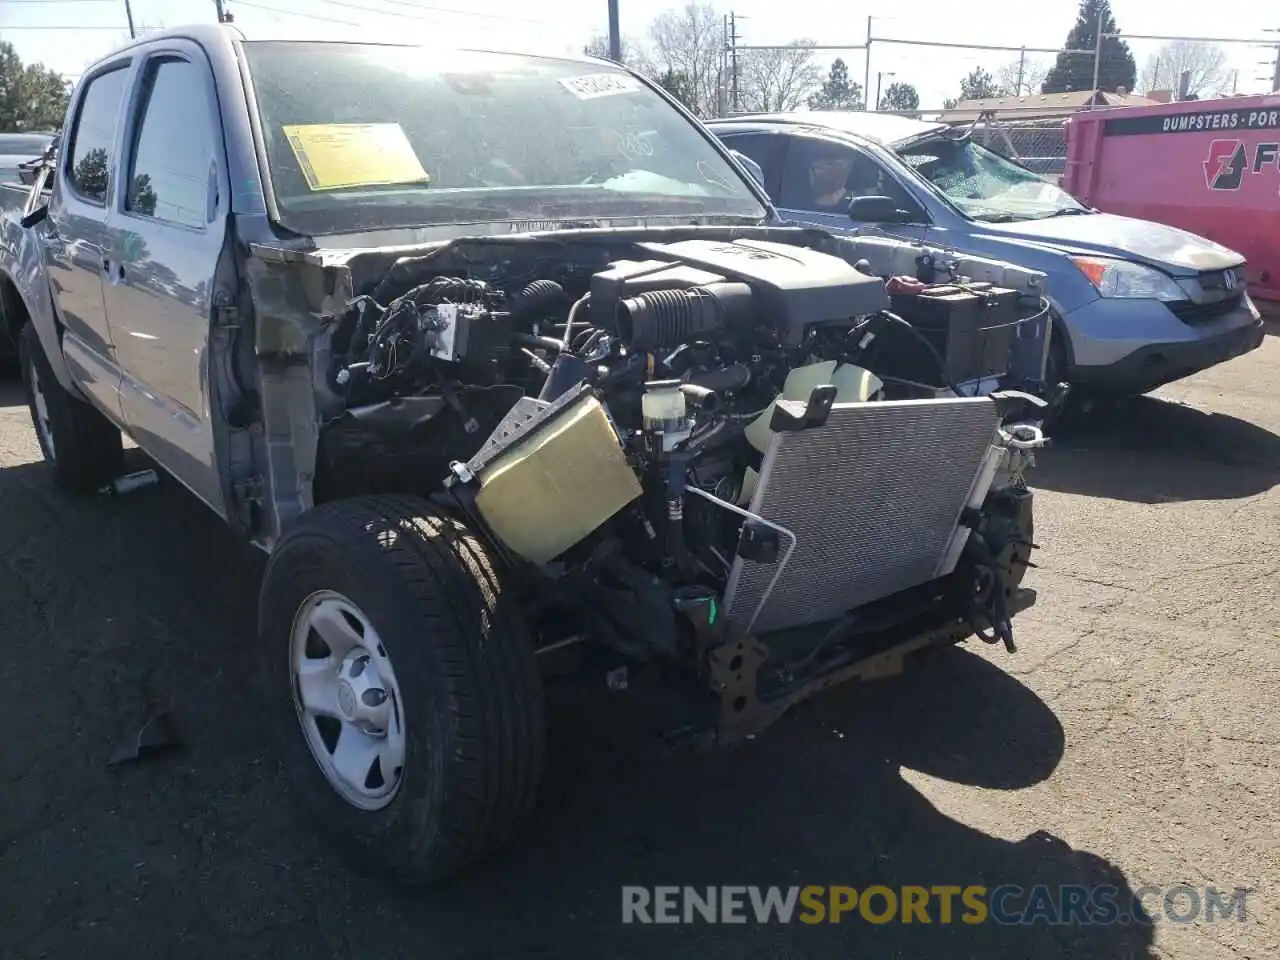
[0,25,1053,887]
[1,29,258,513]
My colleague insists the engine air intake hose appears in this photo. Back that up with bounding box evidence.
[507,279,567,319]
[620,282,752,350]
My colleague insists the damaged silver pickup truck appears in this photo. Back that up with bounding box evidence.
[0,25,1062,883]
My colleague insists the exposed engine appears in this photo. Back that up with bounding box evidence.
[316,233,1051,689]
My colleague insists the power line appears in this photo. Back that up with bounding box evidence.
[232,1,360,25]
[1106,32,1280,46]
[316,0,565,27]
[329,0,558,19]
[0,24,124,30]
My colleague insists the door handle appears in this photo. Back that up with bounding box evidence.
[39,232,67,263]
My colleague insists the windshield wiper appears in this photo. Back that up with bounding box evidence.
[1040,208,1092,218]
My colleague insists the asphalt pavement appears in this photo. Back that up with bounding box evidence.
[0,327,1277,959]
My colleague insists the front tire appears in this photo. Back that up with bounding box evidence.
[259,495,546,884]
[18,322,122,494]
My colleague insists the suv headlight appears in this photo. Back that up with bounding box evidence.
[1070,256,1184,301]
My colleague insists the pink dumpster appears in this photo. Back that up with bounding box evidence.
[1063,94,1280,303]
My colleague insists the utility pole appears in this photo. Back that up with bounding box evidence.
[607,0,621,62]
[1088,12,1104,107]
[1016,46,1026,95]
[720,14,729,116]
[124,0,136,38]
[874,71,894,112]
[729,11,740,113]
[1254,30,1279,91]
[863,15,872,111]
[214,0,232,23]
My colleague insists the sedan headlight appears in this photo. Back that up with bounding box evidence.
[1070,256,1184,301]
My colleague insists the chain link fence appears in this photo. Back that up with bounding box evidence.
[868,105,1083,185]
[969,118,1069,183]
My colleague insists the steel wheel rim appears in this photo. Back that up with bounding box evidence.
[289,590,406,811]
[28,358,55,460]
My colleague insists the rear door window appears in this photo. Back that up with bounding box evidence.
[125,57,216,229]
[65,66,130,205]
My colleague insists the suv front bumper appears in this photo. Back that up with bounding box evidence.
[1064,295,1265,395]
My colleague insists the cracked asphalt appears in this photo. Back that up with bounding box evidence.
[0,324,1277,959]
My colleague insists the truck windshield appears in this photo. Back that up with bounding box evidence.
[896,137,1086,223]
[240,42,767,236]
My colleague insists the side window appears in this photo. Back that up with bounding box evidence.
[779,136,917,217]
[66,66,130,205]
[718,132,783,195]
[126,58,216,229]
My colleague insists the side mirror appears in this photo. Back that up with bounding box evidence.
[20,205,48,229]
[729,149,766,187]
[20,162,53,228]
[847,195,906,223]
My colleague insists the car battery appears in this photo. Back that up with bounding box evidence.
[886,282,1024,387]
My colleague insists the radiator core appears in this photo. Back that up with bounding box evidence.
[722,396,1001,635]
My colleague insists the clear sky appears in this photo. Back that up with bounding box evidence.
[2,0,1277,108]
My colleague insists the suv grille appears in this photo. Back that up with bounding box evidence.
[1169,293,1243,324]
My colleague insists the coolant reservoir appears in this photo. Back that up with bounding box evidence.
[744,361,882,454]
[474,394,643,565]
[642,379,691,451]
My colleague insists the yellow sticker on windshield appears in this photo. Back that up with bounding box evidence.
[281,122,429,192]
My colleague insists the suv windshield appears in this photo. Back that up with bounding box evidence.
[241,42,767,236]
[896,136,1086,223]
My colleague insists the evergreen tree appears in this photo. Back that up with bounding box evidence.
[0,42,70,131]
[1041,0,1136,94]
[959,67,1000,101]
[807,58,864,110]
[655,69,696,111]
[879,82,919,113]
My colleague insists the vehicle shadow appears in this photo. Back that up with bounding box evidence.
[0,366,23,407]
[1256,302,1280,334]
[0,458,1155,960]
[1034,394,1280,503]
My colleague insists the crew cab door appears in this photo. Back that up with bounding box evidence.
[775,134,929,242]
[101,42,228,514]
[45,61,132,423]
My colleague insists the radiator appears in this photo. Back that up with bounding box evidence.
[722,395,1002,635]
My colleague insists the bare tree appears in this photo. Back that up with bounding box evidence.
[996,55,1049,96]
[738,41,821,113]
[1139,40,1230,98]
[648,2,725,118]
[583,34,655,75]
